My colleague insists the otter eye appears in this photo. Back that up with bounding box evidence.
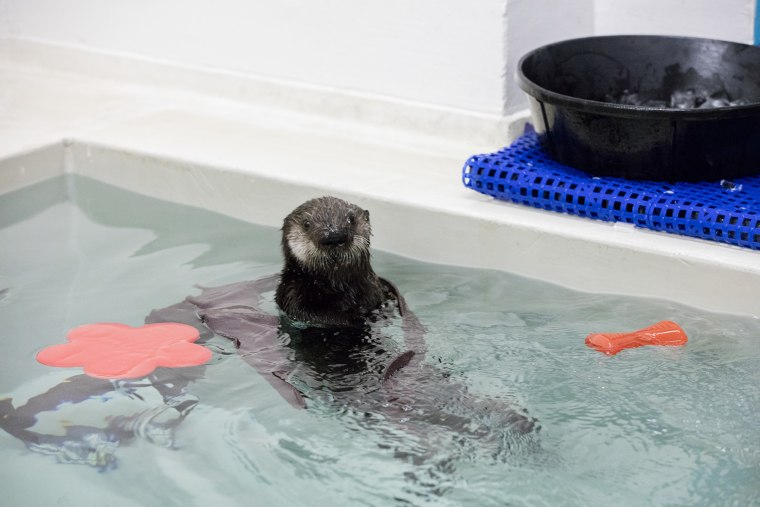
[346,212,355,225]
[303,219,311,230]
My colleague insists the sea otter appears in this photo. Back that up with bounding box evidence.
[146,196,535,433]
[142,196,423,408]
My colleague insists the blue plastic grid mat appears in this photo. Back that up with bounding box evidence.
[462,132,760,250]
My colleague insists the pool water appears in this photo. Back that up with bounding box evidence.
[1,176,758,506]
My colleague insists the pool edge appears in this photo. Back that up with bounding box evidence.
[3,138,757,318]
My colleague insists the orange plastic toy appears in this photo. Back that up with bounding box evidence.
[585,320,688,355]
[37,322,212,379]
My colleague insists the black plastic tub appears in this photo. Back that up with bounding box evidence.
[516,35,760,181]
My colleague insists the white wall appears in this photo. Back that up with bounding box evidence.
[0,0,756,118]
[595,0,755,44]
[0,0,508,115]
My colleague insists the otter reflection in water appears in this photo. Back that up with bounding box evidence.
[150,197,538,455]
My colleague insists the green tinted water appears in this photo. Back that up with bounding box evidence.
[1,176,758,506]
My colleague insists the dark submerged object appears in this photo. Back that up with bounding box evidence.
[0,369,203,469]
[517,35,760,181]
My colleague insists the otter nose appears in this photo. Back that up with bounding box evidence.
[320,231,349,247]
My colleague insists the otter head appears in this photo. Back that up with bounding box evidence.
[281,196,373,273]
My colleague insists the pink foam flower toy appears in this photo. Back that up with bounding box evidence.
[37,322,211,379]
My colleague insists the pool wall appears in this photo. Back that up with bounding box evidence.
[0,38,758,318]
[2,135,759,317]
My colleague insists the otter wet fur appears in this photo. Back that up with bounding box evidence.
[276,196,388,328]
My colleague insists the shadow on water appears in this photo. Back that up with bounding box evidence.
[0,177,69,229]
[1,174,281,268]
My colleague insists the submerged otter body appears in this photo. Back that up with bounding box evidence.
[275,196,388,328]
